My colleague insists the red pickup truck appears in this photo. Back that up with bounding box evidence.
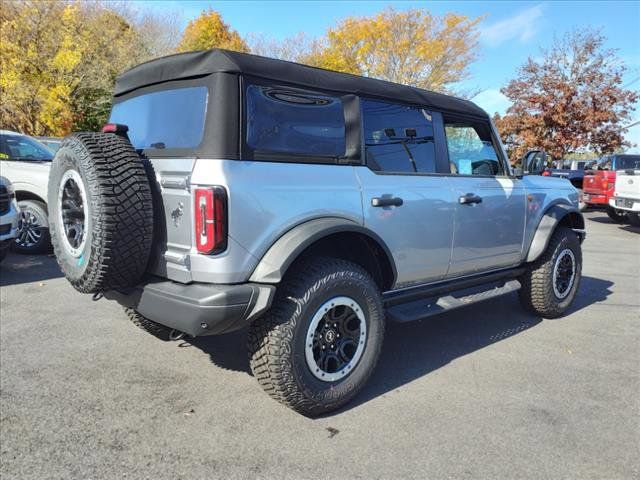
[583,154,640,222]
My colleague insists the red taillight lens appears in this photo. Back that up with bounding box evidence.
[542,170,550,176]
[101,123,128,134]
[601,178,609,190]
[194,187,227,254]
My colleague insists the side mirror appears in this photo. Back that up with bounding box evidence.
[512,167,524,179]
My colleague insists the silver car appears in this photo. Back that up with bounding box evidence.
[47,49,585,416]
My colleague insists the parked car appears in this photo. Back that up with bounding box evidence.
[609,168,640,226]
[36,136,63,153]
[47,49,585,416]
[0,176,19,262]
[583,154,640,222]
[522,151,589,210]
[0,130,53,253]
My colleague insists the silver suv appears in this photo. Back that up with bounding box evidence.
[48,50,585,416]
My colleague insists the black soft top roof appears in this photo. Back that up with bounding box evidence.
[114,49,487,118]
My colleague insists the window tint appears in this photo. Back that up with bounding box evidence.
[0,134,53,161]
[246,85,345,158]
[362,99,436,173]
[109,86,208,150]
[444,124,503,176]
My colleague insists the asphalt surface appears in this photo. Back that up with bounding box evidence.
[1,210,638,479]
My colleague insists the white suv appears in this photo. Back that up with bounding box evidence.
[0,130,53,253]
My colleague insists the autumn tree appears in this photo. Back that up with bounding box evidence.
[177,9,248,53]
[301,8,481,92]
[0,1,176,135]
[494,29,638,161]
[246,32,315,63]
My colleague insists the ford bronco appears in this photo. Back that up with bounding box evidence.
[48,49,585,416]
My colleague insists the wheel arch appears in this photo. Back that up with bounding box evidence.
[15,189,47,208]
[248,217,397,291]
[525,203,585,263]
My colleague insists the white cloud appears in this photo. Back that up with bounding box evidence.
[472,89,512,116]
[480,4,545,48]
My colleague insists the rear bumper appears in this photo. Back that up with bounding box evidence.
[104,277,275,337]
[582,192,608,205]
[609,196,640,212]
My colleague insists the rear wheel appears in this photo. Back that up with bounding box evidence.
[628,212,640,227]
[606,206,626,223]
[519,226,582,318]
[14,200,51,254]
[248,257,384,417]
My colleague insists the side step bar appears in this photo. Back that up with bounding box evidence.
[386,279,521,322]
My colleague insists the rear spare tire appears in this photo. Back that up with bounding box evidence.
[48,132,154,293]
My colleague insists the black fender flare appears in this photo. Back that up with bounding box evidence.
[248,217,397,284]
[525,203,585,262]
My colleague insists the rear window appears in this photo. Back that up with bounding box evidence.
[616,156,640,170]
[109,86,208,150]
[246,84,346,158]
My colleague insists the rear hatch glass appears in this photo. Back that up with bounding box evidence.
[109,86,208,151]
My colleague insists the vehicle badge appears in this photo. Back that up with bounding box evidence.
[171,202,184,227]
[628,179,634,185]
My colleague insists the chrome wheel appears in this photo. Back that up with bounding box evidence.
[16,208,42,249]
[305,296,367,382]
[553,248,576,299]
[58,170,88,258]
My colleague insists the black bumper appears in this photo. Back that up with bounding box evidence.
[104,277,275,337]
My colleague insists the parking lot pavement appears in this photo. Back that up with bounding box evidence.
[0,210,638,479]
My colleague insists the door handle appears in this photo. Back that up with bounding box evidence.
[371,196,403,207]
[459,193,482,205]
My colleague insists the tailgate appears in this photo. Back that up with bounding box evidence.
[146,158,195,283]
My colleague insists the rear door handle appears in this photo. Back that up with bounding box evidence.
[459,193,482,205]
[371,196,403,207]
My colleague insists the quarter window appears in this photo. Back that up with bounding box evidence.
[246,85,346,158]
[444,123,503,176]
[362,99,436,173]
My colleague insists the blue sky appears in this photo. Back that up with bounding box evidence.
[143,0,640,148]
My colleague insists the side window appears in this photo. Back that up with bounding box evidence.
[362,99,436,173]
[444,122,504,176]
[246,84,346,158]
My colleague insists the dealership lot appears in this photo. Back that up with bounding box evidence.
[1,210,638,479]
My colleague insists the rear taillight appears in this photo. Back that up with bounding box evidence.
[601,178,609,190]
[542,170,550,176]
[194,187,227,254]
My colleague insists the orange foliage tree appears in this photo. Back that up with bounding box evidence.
[494,29,638,162]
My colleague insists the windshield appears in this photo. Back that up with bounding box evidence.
[0,134,54,161]
[109,86,208,150]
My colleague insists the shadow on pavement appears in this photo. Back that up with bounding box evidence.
[186,275,614,414]
[0,252,63,287]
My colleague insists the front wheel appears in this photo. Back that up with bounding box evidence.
[248,257,385,417]
[606,206,626,223]
[14,200,51,254]
[628,212,640,227]
[519,226,582,318]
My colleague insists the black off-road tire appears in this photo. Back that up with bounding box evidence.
[124,308,183,342]
[0,247,8,263]
[13,200,51,254]
[48,132,154,293]
[519,226,582,318]
[606,206,626,223]
[248,257,385,417]
[627,212,640,227]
